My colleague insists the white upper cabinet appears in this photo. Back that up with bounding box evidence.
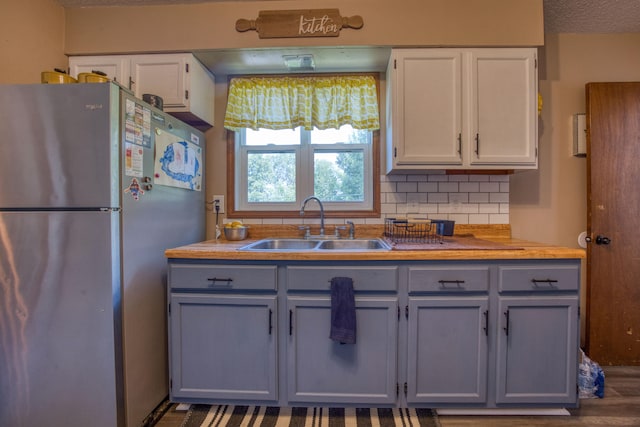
[69,53,215,128]
[67,55,130,86]
[386,48,538,172]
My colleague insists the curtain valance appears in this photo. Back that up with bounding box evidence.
[223,75,380,131]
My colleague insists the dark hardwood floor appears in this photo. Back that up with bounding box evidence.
[154,366,640,427]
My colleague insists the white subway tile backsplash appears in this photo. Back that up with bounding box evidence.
[479,203,500,213]
[417,182,439,192]
[385,191,406,204]
[459,182,480,192]
[448,174,470,182]
[397,182,418,192]
[489,192,509,203]
[468,214,490,224]
[386,174,407,182]
[489,214,510,224]
[438,182,459,192]
[428,192,449,203]
[479,182,501,192]
[381,174,511,225]
[428,174,449,182]
[407,193,428,203]
[469,192,489,203]
[406,174,429,182]
[490,174,510,182]
[380,181,396,193]
[381,203,398,214]
[245,174,511,226]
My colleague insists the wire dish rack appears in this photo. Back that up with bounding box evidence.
[384,218,443,244]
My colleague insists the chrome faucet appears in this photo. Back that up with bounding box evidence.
[346,221,355,239]
[300,196,325,236]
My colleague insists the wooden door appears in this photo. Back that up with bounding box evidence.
[585,82,640,365]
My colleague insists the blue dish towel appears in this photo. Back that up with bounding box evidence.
[329,277,356,344]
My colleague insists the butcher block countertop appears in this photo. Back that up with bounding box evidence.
[165,224,585,261]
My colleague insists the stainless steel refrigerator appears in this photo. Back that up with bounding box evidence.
[0,83,205,427]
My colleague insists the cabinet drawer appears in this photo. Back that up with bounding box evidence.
[286,266,398,291]
[408,265,490,293]
[169,264,277,291]
[498,264,579,292]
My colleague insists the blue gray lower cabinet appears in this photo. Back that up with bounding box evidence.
[167,259,580,408]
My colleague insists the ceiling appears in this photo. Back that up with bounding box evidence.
[54,0,640,74]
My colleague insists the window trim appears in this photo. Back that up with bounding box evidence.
[226,73,381,219]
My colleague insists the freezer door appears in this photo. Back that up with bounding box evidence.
[0,211,122,427]
[0,84,120,209]
[118,96,205,426]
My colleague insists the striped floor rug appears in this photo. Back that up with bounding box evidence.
[181,405,440,427]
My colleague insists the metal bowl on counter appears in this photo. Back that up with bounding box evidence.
[224,226,249,241]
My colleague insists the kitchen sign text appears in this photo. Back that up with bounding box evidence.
[236,9,364,39]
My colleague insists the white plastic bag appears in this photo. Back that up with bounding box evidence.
[578,349,605,399]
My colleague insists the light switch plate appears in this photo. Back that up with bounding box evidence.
[573,114,587,157]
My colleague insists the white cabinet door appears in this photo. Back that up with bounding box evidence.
[131,54,188,108]
[388,49,463,167]
[68,55,130,86]
[467,49,538,166]
[386,48,538,172]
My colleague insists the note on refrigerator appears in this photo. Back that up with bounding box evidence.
[154,130,202,191]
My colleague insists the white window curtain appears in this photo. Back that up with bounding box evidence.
[223,75,380,131]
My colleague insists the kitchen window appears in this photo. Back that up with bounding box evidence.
[225,74,381,218]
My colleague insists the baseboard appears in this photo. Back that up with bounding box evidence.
[436,408,570,416]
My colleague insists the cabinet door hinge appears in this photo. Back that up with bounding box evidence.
[396,383,399,397]
[185,90,189,100]
[405,305,409,320]
[404,382,408,396]
[185,63,190,73]
[397,305,401,321]
[168,303,171,315]
[170,379,172,390]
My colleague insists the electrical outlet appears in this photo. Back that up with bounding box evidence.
[213,195,225,213]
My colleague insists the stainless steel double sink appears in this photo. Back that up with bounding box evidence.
[239,238,391,251]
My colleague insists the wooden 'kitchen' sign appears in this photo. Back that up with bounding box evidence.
[236,9,364,38]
